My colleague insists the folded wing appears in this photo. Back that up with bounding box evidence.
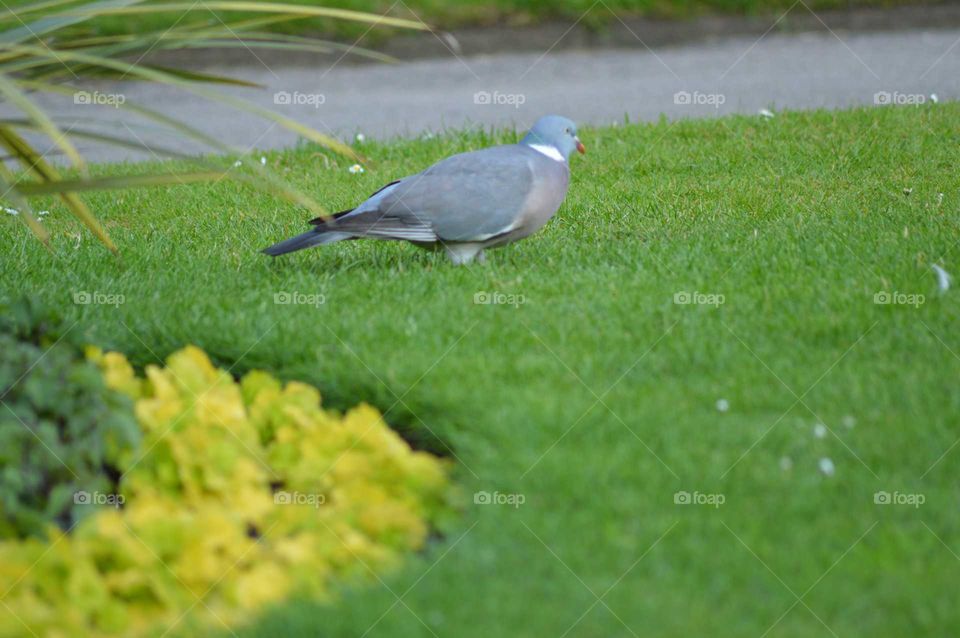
[354,146,536,242]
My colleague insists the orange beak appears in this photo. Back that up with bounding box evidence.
[575,138,586,155]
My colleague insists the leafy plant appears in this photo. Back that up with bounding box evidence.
[0,0,425,251]
[0,298,140,539]
[0,344,454,636]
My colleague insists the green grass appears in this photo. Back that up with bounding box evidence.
[0,0,938,41]
[4,104,960,636]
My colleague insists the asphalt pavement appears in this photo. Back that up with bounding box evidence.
[10,22,960,163]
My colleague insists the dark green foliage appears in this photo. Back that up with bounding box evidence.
[0,0,934,41]
[0,299,140,539]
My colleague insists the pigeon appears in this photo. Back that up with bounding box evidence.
[262,115,585,264]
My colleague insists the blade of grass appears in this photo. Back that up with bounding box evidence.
[55,2,428,31]
[1,107,330,221]
[0,160,49,245]
[0,73,86,168]
[133,65,262,86]
[9,32,389,80]
[0,117,195,157]
[176,13,306,32]
[155,34,394,62]
[7,43,361,159]
[0,0,144,44]
[14,170,229,194]
[17,78,336,217]
[0,0,86,22]
[52,24,389,59]
[0,126,115,252]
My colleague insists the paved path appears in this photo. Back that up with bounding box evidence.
[14,26,960,163]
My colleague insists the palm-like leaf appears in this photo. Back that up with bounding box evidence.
[0,0,421,249]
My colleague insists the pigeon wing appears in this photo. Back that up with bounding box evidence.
[375,146,536,242]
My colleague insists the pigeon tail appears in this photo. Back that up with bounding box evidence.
[261,229,351,256]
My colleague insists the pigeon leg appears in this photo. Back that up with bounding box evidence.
[444,243,485,265]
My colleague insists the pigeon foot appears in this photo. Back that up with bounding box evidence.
[444,243,485,265]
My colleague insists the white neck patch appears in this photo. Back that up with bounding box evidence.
[529,144,564,162]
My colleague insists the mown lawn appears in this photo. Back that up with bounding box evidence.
[3,104,960,636]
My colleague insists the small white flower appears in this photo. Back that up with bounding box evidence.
[715,398,729,412]
[349,164,364,174]
[233,160,242,167]
[37,210,49,217]
[818,457,835,477]
[813,423,827,439]
[4,207,19,216]
[759,108,775,119]
[932,264,951,293]
[355,133,365,143]
[930,93,939,103]
[260,156,267,165]
[779,456,793,471]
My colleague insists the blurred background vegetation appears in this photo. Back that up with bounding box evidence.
[2,0,943,43]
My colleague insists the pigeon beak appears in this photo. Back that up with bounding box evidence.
[575,138,586,155]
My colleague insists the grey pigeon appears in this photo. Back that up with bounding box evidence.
[262,115,584,264]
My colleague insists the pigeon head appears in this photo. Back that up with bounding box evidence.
[520,115,585,161]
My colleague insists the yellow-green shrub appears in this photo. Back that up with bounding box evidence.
[0,346,453,638]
